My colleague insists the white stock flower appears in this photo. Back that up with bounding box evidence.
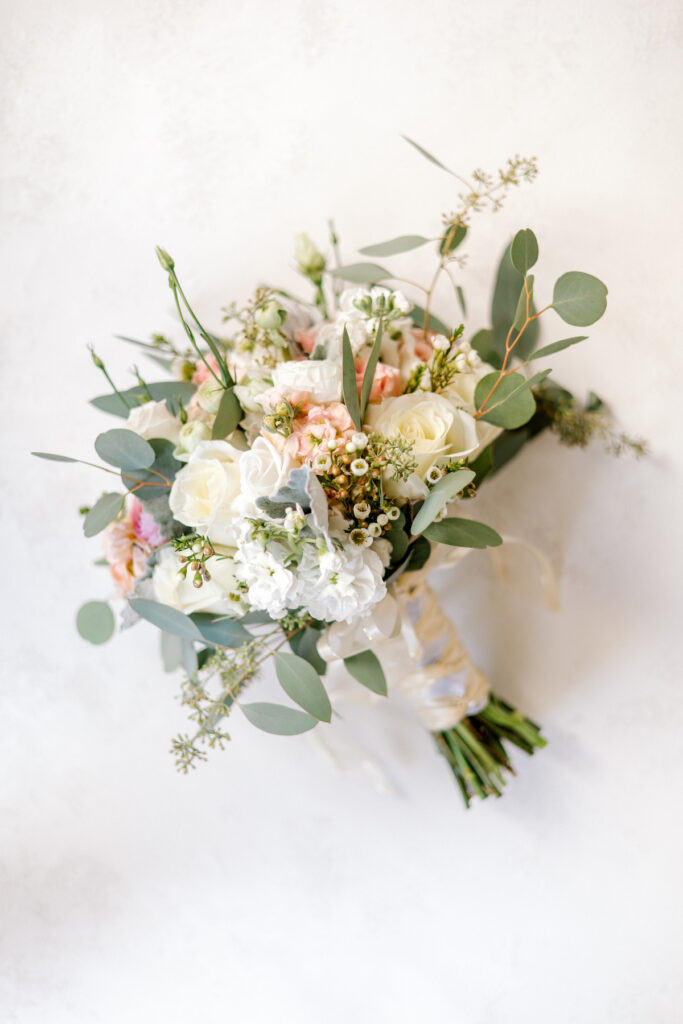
[126,400,181,444]
[233,539,297,619]
[293,541,386,624]
[366,391,479,481]
[169,440,243,546]
[271,359,342,403]
[152,546,241,616]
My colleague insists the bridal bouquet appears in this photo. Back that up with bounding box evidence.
[35,141,643,805]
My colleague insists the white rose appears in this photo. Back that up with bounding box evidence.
[441,361,502,453]
[366,391,479,481]
[271,359,342,403]
[152,546,242,616]
[234,436,293,517]
[169,440,243,546]
[126,400,181,444]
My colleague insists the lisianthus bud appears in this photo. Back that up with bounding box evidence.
[254,300,286,330]
[155,246,175,272]
[173,420,211,462]
[295,233,326,282]
[197,376,224,414]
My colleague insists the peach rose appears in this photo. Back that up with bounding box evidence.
[354,357,402,403]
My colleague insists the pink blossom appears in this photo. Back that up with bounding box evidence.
[354,357,401,402]
[295,325,323,354]
[102,496,164,596]
[191,355,220,386]
[275,402,355,463]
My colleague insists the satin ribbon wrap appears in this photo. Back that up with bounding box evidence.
[318,544,492,732]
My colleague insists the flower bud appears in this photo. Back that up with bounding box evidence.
[173,420,211,462]
[196,377,224,415]
[155,246,175,272]
[255,300,286,330]
[294,233,326,282]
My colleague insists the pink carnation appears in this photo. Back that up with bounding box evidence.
[102,496,164,597]
[355,357,401,402]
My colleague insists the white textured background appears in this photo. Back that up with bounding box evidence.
[2,1,682,1021]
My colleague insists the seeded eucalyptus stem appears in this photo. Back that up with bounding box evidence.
[435,693,546,807]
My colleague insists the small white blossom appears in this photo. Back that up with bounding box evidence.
[387,506,400,521]
[350,458,369,476]
[352,432,368,449]
[367,522,382,538]
[353,501,371,520]
[433,334,451,351]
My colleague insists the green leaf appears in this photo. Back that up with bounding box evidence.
[76,601,115,645]
[212,387,242,439]
[468,443,494,486]
[410,301,450,336]
[190,613,251,648]
[474,371,537,429]
[513,275,534,331]
[240,702,317,735]
[129,598,204,641]
[90,381,197,418]
[121,439,182,527]
[83,492,124,537]
[440,223,468,256]
[359,235,430,257]
[491,243,539,361]
[469,329,501,368]
[456,285,467,318]
[182,639,198,675]
[160,631,183,672]
[424,517,503,549]
[510,228,539,274]
[531,336,588,360]
[342,325,362,430]
[289,627,327,676]
[94,429,155,471]
[385,515,410,563]
[402,135,460,179]
[360,320,384,421]
[31,452,79,463]
[410,468,475,536]
[552,272,608,326]
[343,650,387,696]
[274,651,332,722]
[404,536,431,573]
[331,263,392,285]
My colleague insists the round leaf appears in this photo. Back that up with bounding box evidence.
[129,598,204,641]
[76,601,115,645]
[191,613,251,648]
[95,428,155,471]
[553,272,608,326]
[343,651,387,696]
[474,372,536,429]
[274,651,332,722]
[424,517,502,549]
[510,229,539,274]
[411,469,475,536]
[83,492,124,537]
[240,702,317,736]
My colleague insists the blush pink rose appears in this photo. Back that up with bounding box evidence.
[191,355,221,386]
[278,402,355,462]
[355,357,402,402]
[102,496,164,596]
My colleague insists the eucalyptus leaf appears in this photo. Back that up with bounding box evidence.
[160,631,184,672]
[360,320,383,421]
[404,536,431,573]
[212,387,242,439]
[385,517,409,563]
[474,371,536,429]
[182,639,198,675]
[274,651,332,722]
[331,263,392,285]
[240,702,317,736]
[513,275,534,331]
[129,598,204,641]
[410,469,475,536]
[359,235,430,257]
[121,439,182,526]
[76,601,115,645]
[289,627,327,676]
[410,301,450,336]
[531,336,588,360]
[94,429,155,471]
[456,285,467,317]
[552,272,608,326]
[491,243,539,361]
[90,380,197,418]
[402,135,459,179]
[424,517,503,549]
[343,650,387,696]
[510,228,539,274]
[469,329,501,368]
[31,452,79,463]
[342,325,362,430]
[191,613,251,648]
[83,492,124,537]
[440,223,467,256]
